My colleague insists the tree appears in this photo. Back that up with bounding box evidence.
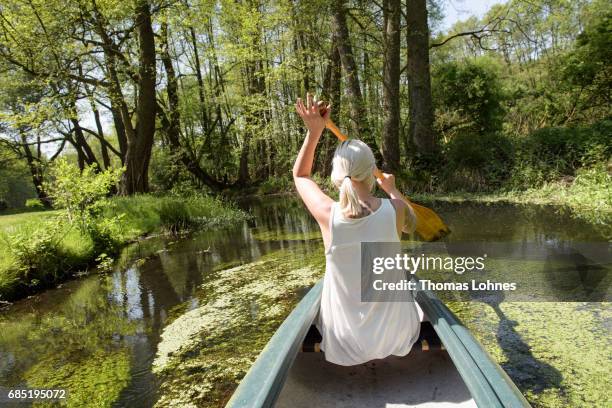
[433,58,505,138]
[316,43,342,176]
[0,0,159,195]
[0,74,65,207]
[406,0,436,154]
[0,143,36,208]
[118,1,157,194]
[381,0,401,171]
[561,8,612,121]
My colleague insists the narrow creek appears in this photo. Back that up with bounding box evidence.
[0,197,609,407]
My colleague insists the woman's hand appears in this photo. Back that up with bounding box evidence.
[295,93,330,136]
[376,172,399,195]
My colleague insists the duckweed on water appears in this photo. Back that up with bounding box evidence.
[26,348,131,408]
[154,240,610,407]
[153,245,325,407]
[450,301,611,408]
[250,229,321,242]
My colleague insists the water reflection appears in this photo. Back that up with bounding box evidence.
[0,197,608,407]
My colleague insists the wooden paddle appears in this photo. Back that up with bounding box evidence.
[319,104,450,241]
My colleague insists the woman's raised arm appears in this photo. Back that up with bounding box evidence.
[293,94,334,235]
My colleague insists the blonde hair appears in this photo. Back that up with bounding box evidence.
[331,140,376,218]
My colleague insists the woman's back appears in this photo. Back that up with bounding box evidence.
[318,199,420,366]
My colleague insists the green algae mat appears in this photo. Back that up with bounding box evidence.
[152,245,325,407]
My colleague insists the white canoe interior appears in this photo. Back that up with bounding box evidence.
[276,350,476,408]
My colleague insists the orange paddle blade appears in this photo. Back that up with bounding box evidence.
[324,117,450,241]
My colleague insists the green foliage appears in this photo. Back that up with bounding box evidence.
[157,194,247,233]
[519,164,612,228]
[0,218,87,298]
[432,0,610,133]
[0,145,36,209]
[564,165,612,224]
[0,194,248,301]
[415,118,611,194]
[46,159,123,229]
[87,215,123,255]
[3,220,63,281]
[433,57,506,138]
[158,198,191,233]
[149,148,185,192]
[442,132,515,191]
[511,119,612,188]
[257,176,294,195]
[561,8,611,108]
[95,253,114,274]
[25,198,44,210]
[46,159,124,254]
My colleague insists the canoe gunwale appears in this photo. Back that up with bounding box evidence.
[415,288,531,408]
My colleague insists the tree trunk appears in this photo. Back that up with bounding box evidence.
[110,104,128,163]
[298,30,311,92]
[381,0,401,171]
[332,0,380,158]
[189,26,209,129]
[316,43,342,175]
[238,0,268,186]
[71,118,100,169]
[90,99,111,169]
[406,0,436,154]
[91,5,129,163]
[19,131,51,207]
[237,132,251,185]
[119,1,156,195]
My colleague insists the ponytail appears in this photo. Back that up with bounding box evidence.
[339,176,362,218]
[331,140,376,218]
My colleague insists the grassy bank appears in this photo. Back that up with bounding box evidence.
[0,194,248,302]
[411,164,612,235]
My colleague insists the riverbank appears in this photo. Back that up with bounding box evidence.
[410,166,611,237]
[0,194,248,302]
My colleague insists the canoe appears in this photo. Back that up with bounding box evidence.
[226,280,530,408]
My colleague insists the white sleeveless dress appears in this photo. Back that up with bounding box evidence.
[317,199,421,366]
